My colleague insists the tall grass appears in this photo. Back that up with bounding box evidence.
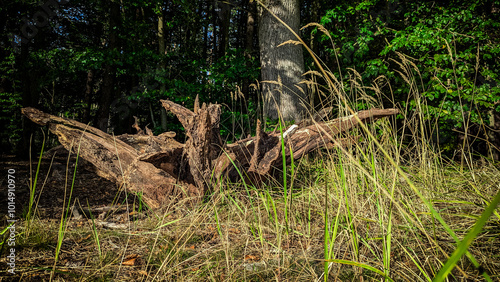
[50,139,81,281]
[26,131,46,226]
[9,18,500,281]
[12,68,500,282]
[142,51,499,278]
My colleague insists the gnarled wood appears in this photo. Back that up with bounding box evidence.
[22,101,398,210]
[21,107,193,209]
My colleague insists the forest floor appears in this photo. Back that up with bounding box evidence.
[1,147,500,281]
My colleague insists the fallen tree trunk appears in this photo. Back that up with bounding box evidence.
[22,99,398,209]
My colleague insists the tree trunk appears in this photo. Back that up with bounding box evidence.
[258,0,306,121]
[488,104,500,161]
[18,25,42,158]
[242,0,256,99]
[211,1,219,62]
[83,69,94,124]
[97,1,120,132]
[217,0,232,58]
[22,98,399,210]
[245,0,256,55]
[158,3,168,131]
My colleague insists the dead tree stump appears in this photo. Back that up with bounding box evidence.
[22,98,398,209]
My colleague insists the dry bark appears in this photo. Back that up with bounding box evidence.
[22,98,398,209]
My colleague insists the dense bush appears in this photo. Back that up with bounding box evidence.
[315,0,500,156]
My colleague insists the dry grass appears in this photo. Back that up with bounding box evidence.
[2,25,500,281]
[2,119,499,281]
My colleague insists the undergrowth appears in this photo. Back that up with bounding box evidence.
[1,20,500,281]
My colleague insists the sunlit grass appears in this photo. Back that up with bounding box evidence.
[9,145,500,280]
[6,20,500,281]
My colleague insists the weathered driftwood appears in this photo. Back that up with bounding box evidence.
[22,99,398,209]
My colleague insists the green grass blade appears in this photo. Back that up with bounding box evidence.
[279,117,289,234]
[87,200,102,258]
[155,217,183,229]
[433,189,500,282]
[325,259,394,281]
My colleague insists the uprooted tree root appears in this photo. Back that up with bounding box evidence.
[22,97,398,209]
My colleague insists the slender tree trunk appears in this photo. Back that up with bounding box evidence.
[245,0,256,54]
[158,3,168,131]
[244,3,256,63]
[211,1,218,62]
[258,0,306,121]
[203,1,209,61]
[489,105,500,161]
[217,0,232,58]
[18,25,42,158]
[19,55,39,158]
[310,0,320,63]
[97,1,120,132]
[83,69,95,124]
[242,0,256,102]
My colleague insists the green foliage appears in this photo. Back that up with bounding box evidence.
[317,0,500,154]
[129,48,259,138]
[0,51,22,151]
[382,1,500,126]
[1,0,498,158]
[0,91,22,150]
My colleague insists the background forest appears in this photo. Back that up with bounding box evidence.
[1,0,500,281]
[1,0,499,159]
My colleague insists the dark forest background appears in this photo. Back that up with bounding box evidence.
[1,0,499,160]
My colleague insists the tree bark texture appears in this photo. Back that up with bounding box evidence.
[158,3,168,131]
[242,0,257,98]
[22,98,398,210]
[258,0,306,121]
[217,0,232,58]
[83,69,95,124]
[97,1,121,132]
